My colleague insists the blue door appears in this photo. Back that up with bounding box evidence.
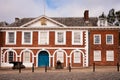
[38,51,49,67]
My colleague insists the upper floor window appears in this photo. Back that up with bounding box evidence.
[55,31,66,45]
[38,31,49,45]
[22,31,33,45]
[94,34,101,44]
[72,31,83,45]
[6,31,16,45]
[106,34,113,44]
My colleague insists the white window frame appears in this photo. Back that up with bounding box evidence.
[72,31,83,45]
[38,31,49,45]
[6,31,16,45]
[23,51,30,63]
[94,34,101,44]
[55,31,66,45]
[106,50,114,61]
[74,51,81,63]
[94,50,101,61]
[106,34,114,45]
[22,31,33,45]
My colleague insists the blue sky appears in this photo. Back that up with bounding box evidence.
[0,0,120,23]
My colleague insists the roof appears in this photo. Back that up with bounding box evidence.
[0,22,9,27]
[7,17,98,27]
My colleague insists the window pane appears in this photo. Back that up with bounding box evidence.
[24,51,30,62]
[24,32,31,43]
[74,32,81,43]
[39,32,48,44]
[94,35,101,44]
[8,32,14,43]
[57,51,64,63]
[106,51,114,61]
[9,51,13,62]
[94,51,101,61]
[74,51,81,63]
[57,32,64,43]
[107,35,113,44]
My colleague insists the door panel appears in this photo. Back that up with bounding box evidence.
[38,51,49,67]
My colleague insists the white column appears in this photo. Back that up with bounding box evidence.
[85,30,89,67]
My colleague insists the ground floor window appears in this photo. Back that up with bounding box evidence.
[74,51,81,63]
[94,50,101,61]
[23,51,30,62]
[8,51,14,62]
[106,50,114,61]
[57,51,64,63]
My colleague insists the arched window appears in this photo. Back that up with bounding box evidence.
[8,51,14,62]
[56,50,64,63]
[74,51,81,63]
[23,51,30,63]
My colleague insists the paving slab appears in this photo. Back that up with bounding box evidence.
[0,66,120,80]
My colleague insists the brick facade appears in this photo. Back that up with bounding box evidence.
[89,29,119,66]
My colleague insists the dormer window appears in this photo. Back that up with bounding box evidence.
[97,13,108,26]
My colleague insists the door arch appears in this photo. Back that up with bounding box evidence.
[38,51,49,67]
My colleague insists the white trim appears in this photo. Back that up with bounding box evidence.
[55,31,66,45]
[6,31,16,45]
[22,31,33,45]
[2,49,17,63]
[38,31,49,45]
[1,47,86,50]
[93,34,101,44]
[85,30,89,67]
[106,34,114,45]
[72,31,83,45]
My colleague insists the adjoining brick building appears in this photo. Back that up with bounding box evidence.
[0,10,120,68]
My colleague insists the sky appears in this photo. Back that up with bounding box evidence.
[0,0,120,23]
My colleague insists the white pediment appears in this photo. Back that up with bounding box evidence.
[20,15,66,28]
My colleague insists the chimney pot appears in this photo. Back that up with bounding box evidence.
[84,10,89,21]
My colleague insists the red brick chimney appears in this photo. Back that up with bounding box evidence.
[84,10,89,21]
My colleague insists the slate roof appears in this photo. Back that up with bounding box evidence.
[7,17,98,27]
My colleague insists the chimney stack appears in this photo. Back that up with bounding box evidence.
[84,10,89,21]
[15,18,19,22]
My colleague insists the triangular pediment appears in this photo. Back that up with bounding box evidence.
[20,15,66,28]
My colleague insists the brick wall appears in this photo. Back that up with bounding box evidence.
[89,30,119,66]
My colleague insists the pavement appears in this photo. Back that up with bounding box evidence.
[0,66,120,80]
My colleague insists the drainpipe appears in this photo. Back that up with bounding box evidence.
[88,30,90,67]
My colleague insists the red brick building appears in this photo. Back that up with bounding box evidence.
[0,10,119,68]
